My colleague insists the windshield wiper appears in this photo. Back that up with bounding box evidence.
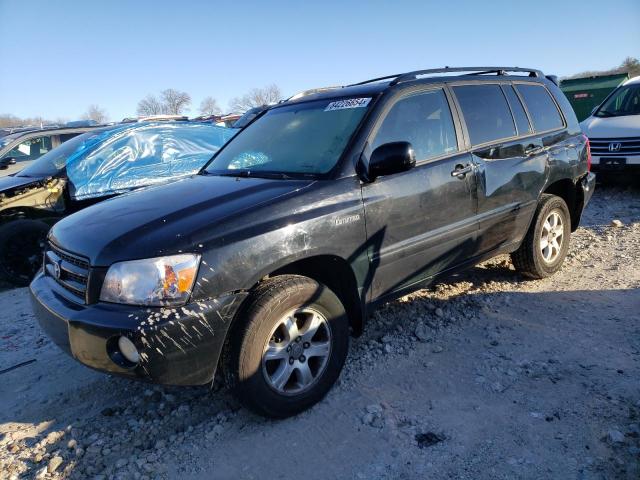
[217,170,253,178]
[596,110,617,117]
[217,171,296,180]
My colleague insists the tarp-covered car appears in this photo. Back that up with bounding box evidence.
[0,121,235,286]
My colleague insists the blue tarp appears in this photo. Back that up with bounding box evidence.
[57,122,234,200]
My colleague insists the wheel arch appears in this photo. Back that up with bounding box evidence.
[253,255,365,337]
[542,178,583,232]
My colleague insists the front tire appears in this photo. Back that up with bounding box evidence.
[511,194,571,279]
[224,275,349,418]
[0,219,50,287]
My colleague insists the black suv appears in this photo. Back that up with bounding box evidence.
[31,67,595,417]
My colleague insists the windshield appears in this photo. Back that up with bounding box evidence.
[595,84,640,117]
[205,98,372,177]
[17,127,118,177]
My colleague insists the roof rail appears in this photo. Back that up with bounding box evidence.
[348,67,545,87]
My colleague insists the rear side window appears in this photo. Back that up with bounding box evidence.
[373,89,458,161]
[515,84,564,132]
[453,85,516,146]
[503,86,531,135]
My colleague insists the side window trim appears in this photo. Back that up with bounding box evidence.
[367,84,464,167]
[512,80,567,134]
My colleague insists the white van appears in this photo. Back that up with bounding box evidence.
[580,76,640,175]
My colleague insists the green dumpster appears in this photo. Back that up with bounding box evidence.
[560,73,628,121]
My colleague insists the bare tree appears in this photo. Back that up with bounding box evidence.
[198,96,222,116]
[564,57,640,80]
[161,89,192,115]
[0,113,61,128]
[136,95,164,116]
[229,84,282,112]
[82,104,108,124]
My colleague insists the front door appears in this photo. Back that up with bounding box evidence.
[361,87,478,301]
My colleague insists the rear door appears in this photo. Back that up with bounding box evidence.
[361,86,478,300]
[451,82,548,255]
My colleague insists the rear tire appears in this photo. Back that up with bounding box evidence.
[511,194,571,279]
[224,275,349,418]
[0,219,50,287]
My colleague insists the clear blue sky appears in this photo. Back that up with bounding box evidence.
[1,0,638,121]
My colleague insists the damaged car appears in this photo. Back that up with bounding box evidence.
[30,67,594,418]
[0,121,235,286]
[0,125,99,177]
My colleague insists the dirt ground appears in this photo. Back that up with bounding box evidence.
[0,183,639,480]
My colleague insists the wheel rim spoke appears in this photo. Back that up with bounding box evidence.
[300,314,323,343]
[306,341,330,358]
[283,316,299,342]
[271,362,294,390]
[264,344,289,361]
[296,363,314,386]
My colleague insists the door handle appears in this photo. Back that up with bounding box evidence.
[451,163,473,178]
[525,144,545,156]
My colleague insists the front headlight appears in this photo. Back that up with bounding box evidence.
[100,254,200,306]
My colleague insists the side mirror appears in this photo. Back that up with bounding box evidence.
[0,157,16,170]
[366,142,416,181]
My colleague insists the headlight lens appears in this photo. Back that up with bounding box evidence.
[100,254,200,306]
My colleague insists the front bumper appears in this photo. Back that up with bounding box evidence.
[30,272,247,386]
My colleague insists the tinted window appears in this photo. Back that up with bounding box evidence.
[516,84,564,132]
[453,85,516,146]
[373,89,458,161]
[503,86,531,135]
[59,133,81,142]
[2,135,53,162]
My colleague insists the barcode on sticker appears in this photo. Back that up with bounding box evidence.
[325,98,371,111]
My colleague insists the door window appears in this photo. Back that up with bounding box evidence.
[372,89,458,162]
[2,135,53,162]
[503,86,532,135]
[453,85,516,146]
[515,84,564,132]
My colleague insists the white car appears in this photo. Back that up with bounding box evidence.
[580,76,640,175]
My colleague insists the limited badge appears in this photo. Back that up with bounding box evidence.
[325,98,371,111]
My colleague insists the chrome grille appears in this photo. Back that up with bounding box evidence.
[44,243,89,301]
[589,137,640,157]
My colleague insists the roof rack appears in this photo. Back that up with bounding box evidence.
[348,67,545,87]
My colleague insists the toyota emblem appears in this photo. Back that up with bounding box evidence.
[608,142,622,153]
[53,261,61,279]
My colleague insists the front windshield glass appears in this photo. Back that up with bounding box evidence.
[595,84,640,117]
[17,127,118,177]
[205,98,372,177]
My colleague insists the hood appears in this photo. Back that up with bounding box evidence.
[580,115,640,138]
[0,174,45,194]
[50,174,314,265]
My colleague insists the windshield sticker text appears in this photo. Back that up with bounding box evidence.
[325,98,371,111]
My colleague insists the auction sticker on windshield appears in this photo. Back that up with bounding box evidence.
[325,98,371,111]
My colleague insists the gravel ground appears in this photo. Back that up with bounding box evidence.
[0,183,639,480]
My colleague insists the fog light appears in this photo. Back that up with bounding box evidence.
[118,336,140,364]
